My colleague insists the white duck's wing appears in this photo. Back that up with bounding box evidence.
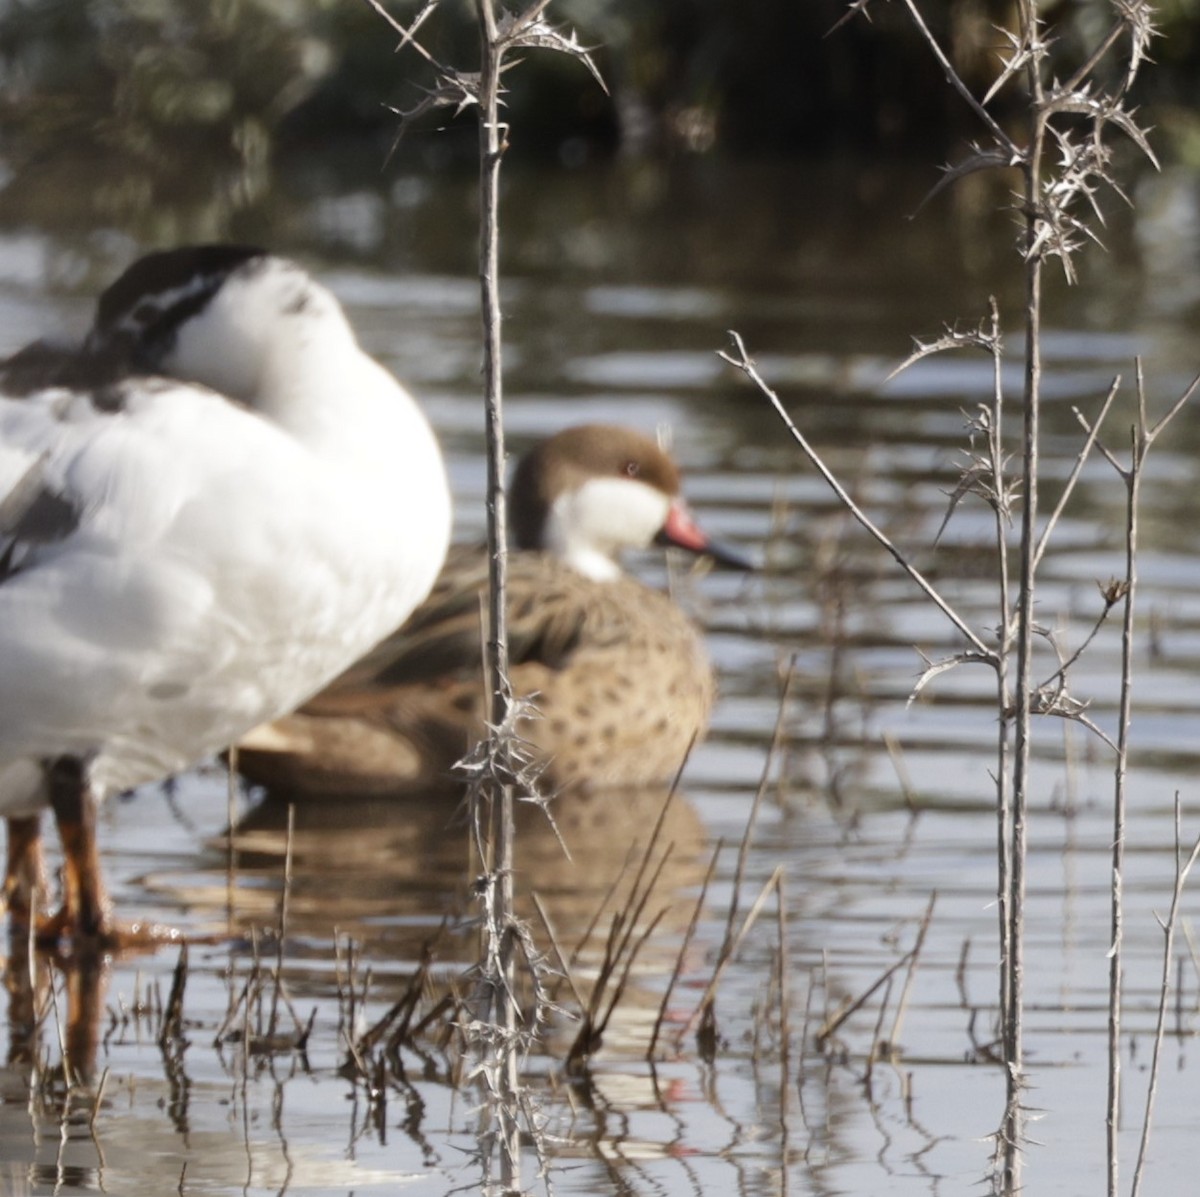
[0,378,365,792]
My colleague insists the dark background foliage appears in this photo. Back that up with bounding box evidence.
[0,0,1196,233]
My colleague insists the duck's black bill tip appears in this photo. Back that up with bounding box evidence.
[703,538,758,572]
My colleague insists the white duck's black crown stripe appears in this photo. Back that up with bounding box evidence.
[84,243,267,372]
[1,246,270,394]
[0,247,270,591]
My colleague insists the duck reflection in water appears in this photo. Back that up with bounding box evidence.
[206,785,707,943]
[3,946,109,1093]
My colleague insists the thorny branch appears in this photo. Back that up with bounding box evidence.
[721,331,996,664]
[365,0,603,161]
[360,2,607,1191]
[846,0,1159,279]
[816,4,1166,1194]
[1031,379,1122,574]
[1130,798,1200,1197]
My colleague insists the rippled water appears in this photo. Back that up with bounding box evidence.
[2,157,1200,1194]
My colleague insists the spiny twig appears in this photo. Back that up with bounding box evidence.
[722,330,995,663]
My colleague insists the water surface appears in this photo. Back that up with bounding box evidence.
[2,156,1200,1195]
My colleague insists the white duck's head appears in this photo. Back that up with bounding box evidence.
[510,424,752,582]
[83,245,354,405]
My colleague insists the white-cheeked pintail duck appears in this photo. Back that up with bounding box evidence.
[236,423,751,798]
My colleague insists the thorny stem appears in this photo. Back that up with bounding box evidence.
[1031,379,1122,575]
[1099,362,1198,1197]
[898,0,1020,158]
[1106,409,1140,1197]
[1000,3,1050,1186]
[1037,601,1117,696]
[1073,363,1197,1197]
[1062,18,1128,94]
[836,2,1164,1193]
[363,5,608,1187]
[475,0,509,750]
[475,0,520,1190]
[985,297,1014,1041]
[985,300,1009,647]
[721,333,994,663]
[359,0,441,69]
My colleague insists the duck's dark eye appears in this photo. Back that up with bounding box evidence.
[623,460,640,478]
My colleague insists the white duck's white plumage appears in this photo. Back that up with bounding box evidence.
[0,246,450,938]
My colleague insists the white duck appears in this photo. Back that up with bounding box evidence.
[0,245,450,945]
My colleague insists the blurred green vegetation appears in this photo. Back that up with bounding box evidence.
[0,0,1197,237]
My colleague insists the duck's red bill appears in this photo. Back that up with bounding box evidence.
[657,502,756,571]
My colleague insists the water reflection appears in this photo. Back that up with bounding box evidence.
[1,149,1200,1193]
[185,786,709,969]
[0,944,436,1195]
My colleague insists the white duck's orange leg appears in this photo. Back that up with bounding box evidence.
[39,758,183,952]
[4,814,50,926]
[40,757,114,945]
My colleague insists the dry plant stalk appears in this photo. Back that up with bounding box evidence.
[1129,794,1200,1197]
[1077,360,1200,1194]
[546,777,687,1074]
[733,2,1177,1193]
[674,662,795,1055]
[359,2,603,1190]
[647,839,721,1060]
[158,944,188,1047]
[813,920,930,1053]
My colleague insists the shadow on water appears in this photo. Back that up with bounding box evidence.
[3,145,1200,1193]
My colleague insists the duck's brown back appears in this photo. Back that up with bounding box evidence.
[236,547,715,797]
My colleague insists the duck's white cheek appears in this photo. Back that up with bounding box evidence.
[547,477,671,579]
